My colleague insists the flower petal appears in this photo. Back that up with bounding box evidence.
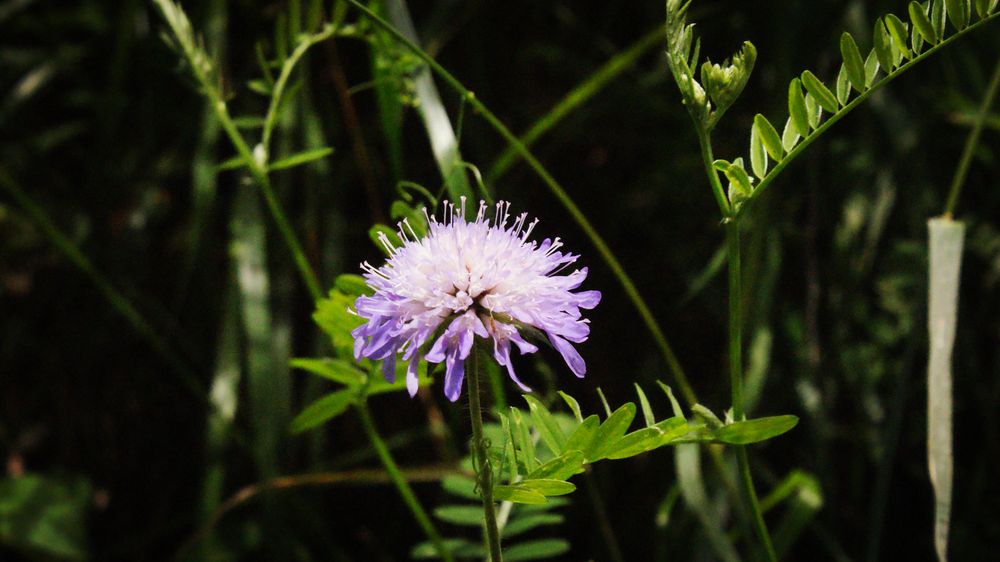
[548,333,586,377]
[443,347,466,402]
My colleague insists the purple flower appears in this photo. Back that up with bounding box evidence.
[352,199,601,401]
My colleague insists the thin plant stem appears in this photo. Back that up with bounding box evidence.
[467,345,504,562]
[355,402,455,562]
[696,127,733,218]
[944,57,1000,216]
[343,0,696,406]
[727,221,776,562]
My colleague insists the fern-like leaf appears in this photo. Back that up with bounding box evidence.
[736,0,998,215]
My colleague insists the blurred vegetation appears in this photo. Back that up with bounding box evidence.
[1,0,998,560]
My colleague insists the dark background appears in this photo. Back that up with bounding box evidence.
[2,0,999,560]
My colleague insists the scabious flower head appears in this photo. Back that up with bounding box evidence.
[352,198,601,402]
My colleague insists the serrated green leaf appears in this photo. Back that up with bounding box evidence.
[584,403,636,461]
[441,475,480,501]
[712,415,799,445]
[504,539,571,561]
[523,395,566,455]
[800,71,839,113]
[873,19,895,73]
[289,358,365,386]
[564,415,599,453]
[753,114,784,162]
[864,50,880,87]
[781,116,801,153]
[557,391,583,423]
[269,147,334,171]
[749,121,769,180]
[840,32,866,92]
[945,0,969,29]
[334,274,372,297]
[526,450,585,481]
[313,290,365,356]
[910,1,938,43]
[434,505,485,525]
[502,513,564,538]
[517,478,576,496]
[884,14,912,59]
[290,390,354,433]
[788,78,810,136]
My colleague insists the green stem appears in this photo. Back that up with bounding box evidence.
[211,99,323,301]
[467,346,504,562]
[727,222,775,562]
[343,0,696,406]
[355,402,454,562]
[944,57,1000,216]
[696,127,733,218]
[261,24,336,152]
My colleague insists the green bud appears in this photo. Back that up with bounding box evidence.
[700,41,757,116]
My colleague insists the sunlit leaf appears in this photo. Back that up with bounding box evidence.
[290,390,354,433]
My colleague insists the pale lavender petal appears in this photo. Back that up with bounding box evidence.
[382,352,396,383]
[443,348,465,402]
[548,333,586,377]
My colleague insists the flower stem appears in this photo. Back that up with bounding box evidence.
[467,345,504,562]
[726,221,776,562]
[355,402,454,562]
[944,57,1000,217]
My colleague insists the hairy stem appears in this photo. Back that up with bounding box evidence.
[467,346,504,562]
[727,222,775,562]
[944,57,1000,216]
[356,402,454,562]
